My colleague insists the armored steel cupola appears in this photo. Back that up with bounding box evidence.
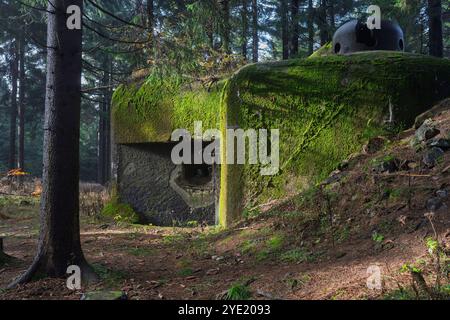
[333,19,405,55]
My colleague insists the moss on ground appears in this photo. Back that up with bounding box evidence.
[101,195,140,224]
[112,52,450,226]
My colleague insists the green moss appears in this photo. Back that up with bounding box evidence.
[112,52,450,227]
[101,196,139,224]
[308,42,333,58]
[279,249,312,263]
[220,52,450,224]
[112,77,223,144]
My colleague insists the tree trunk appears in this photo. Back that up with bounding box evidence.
[428,0,443,57]
[252,0,259,62]
[290,0,300,57]
[18,30,26,171]
[328,0,335,31]
[98,99,105,184]
[8,40,18,171]
[281,0,289,60]
[241,0,249,59]
[307,0,315,55]
[105,59,113,183]
[318,0,330,45]
[220,0,231,53]
[10,0,97,287]
[98,57,112,185]
[147,0,154,50]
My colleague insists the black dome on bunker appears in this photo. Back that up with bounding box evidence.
[332,20,404,55]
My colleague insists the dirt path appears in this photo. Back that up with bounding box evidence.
[0,199,441,300]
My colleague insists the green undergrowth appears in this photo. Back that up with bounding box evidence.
[225,282,252,300]
[101,195,140,224]
[91,263,127,288]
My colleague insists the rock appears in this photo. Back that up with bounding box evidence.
[427,138,450,150]
[436,189,449,199]
[322,170,347,185]
[407,161,419,170]
[363,136,389,154]
[423,147,445,168]
[415,119,440,142]
[81,291,127,301]
[415,98,450,129]
[372,157,399,174]
[206,268,220,275]
[426,197,444,212]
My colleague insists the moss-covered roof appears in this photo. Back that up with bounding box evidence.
[111,78,224,144]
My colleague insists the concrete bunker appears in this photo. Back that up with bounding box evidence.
[112,50,450,228]
[115,141,219,226]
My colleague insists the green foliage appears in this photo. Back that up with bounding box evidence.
[266,234,284,251]
[101,196,139,224]
[225,283,252,300]
[91,263,127,288]
[383,288,417,300]
[400,263,423,274]
[280,249,311,263]
[127,247,154,257]
[426,237,439,255]
[372,232,385,244]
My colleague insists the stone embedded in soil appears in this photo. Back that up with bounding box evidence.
[415,119,441,142]
[426,197,445,212]
[363,136,389,154]
[322,170,347,185]
[427,138,450,150]
[423,147,445,168]
[436,189,449,199]
[373,158,399,174]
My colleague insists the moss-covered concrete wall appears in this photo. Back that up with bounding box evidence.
[112,78,224,144]
[116,143,217,226]
[112,52,450,227]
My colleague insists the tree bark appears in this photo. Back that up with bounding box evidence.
[241,0,249,59]
[18,30,26,171]
[318,0,330,45]
[104,59,112,183]
[10,0,97,287]
[281,0,289,60]
[328,0,335,31]
[8,40,18,170]
[220,0,231,53]
[251,0,259,62]
[290,0,300,57]
[307,0,315,55]
[428,0,443,57]
[98,57,112,185]
[147,0,154,50]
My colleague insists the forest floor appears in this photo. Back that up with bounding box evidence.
[1,103,450,300]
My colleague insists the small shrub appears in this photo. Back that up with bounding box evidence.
[267,235,284,251]
[101,196,139,224]
[372,232,385,244]
[280,249,310,263]
[225,283,251,300]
